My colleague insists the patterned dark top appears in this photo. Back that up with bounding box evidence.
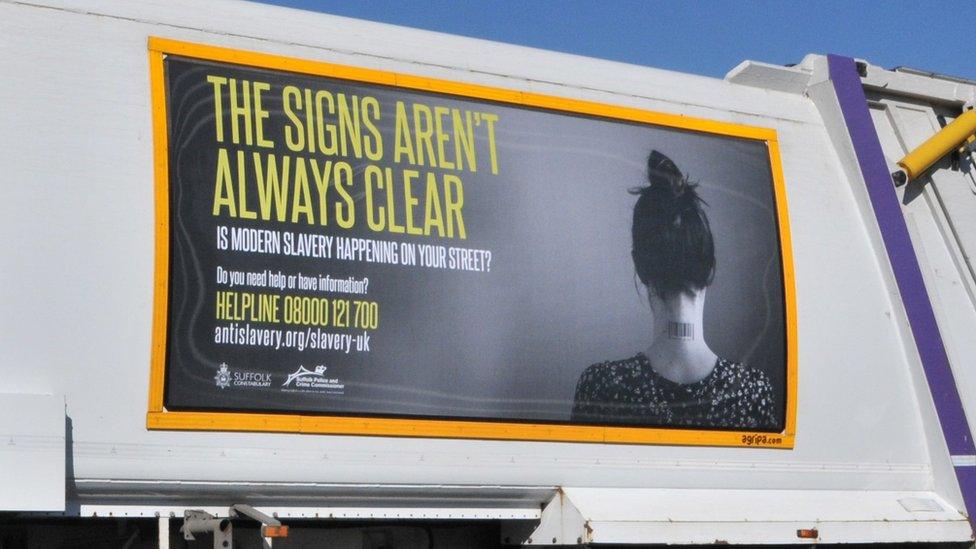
[571,353,778,430]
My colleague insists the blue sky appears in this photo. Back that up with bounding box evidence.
[253,0,974,81]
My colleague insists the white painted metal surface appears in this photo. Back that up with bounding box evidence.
[1,0,974,544]
[157,517,170,549]
[62,504,542,521]
[869,97,976,448]
[803,56,972,520]
[504,488,972,545]
[726,58,813,95]
[0,393,65,510]
[864,83,976,533]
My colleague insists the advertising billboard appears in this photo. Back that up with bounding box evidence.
[147,38,796,447]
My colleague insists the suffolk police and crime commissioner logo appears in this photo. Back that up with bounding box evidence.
[214,363,345,394]
[281,364,345,394]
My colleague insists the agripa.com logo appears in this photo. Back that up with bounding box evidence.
[213,362,272,389]
[282,365,345,394]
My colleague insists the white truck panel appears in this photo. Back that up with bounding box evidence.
[0,394,65,511]
[1,0,973,544]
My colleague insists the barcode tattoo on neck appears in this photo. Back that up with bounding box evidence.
[668,321,694,340]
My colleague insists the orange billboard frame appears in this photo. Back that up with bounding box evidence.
[146,37,797,448]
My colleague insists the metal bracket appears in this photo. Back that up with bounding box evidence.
[500,489,589,546]
[181,510,232,549]
[180,505,287,548]
[230,503,279,526]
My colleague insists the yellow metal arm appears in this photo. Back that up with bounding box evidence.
[893,109,976,185]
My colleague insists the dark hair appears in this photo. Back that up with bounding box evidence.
[631,150,715,299]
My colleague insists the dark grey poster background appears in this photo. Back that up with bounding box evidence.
[163,56,787,429]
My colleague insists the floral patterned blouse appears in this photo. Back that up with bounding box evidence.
[571,352,778,430]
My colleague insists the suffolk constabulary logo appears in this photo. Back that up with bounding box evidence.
[214,363,231,389]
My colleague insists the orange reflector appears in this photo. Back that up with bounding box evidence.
[796,528,818,539]
[261,525,289,538]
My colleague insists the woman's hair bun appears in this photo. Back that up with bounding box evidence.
[631,150,703,220]
[647,150,688,198]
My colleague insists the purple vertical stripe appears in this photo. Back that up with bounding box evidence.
[827,54,975,523]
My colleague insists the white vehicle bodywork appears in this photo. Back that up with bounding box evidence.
[2,0,975,545]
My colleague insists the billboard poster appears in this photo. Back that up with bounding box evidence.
[147,39,797,447]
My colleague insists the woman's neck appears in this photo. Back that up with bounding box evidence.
[644,290,717,385]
